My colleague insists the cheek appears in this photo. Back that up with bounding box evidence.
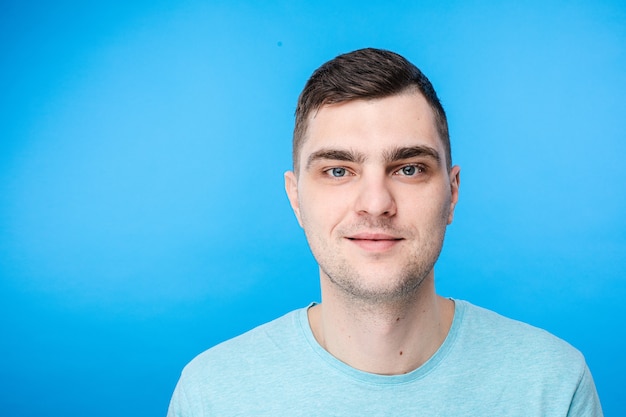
[298,191,346,233]
[437,192,452,218]
[405,192,451,225]
[297,193,323,227]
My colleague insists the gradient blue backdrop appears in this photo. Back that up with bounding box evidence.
[1,1,624,415]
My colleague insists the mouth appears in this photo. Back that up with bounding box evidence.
[345,233,404,252]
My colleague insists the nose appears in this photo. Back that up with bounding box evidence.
[354,173,397,217]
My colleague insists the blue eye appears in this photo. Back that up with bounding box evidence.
[400,165,417,176]
[329,167,347,177]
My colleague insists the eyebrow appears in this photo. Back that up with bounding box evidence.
[306,148,366,170]
[383,146,441,165]
[305,145,441,170]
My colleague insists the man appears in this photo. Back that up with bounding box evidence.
[167,48,602,416]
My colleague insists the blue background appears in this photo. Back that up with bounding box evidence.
[1,1,624,415]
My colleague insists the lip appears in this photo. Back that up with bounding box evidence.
[346,232,403,252]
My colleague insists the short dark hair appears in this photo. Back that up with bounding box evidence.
[293,48,451,172]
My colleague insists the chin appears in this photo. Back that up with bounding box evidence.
[341,275,426,304]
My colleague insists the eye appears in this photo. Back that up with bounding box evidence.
[395,164,423,176]
[326,167,348,177]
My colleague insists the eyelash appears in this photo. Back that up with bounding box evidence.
[323,164,426,178]
[324,167,352,178]
[393,164,426,176]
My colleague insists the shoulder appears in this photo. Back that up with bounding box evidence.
[179,307,304,384]
[455,300,587,377]
[450,301,603,415]
[168,308,310,415]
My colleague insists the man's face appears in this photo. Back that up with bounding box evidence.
[285,92,460,304]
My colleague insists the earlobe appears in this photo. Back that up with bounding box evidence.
[284,171,303,227]
[447,165,461,225]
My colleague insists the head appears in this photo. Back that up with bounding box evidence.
[293,48,451,174]
[285,48,460,305]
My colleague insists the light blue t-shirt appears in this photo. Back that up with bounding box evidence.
[167,300,602,416]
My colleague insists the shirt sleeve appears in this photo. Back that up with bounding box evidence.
[567,363,603,417]
[167,377,192,417]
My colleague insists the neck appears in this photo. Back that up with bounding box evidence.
[308,276,454,375]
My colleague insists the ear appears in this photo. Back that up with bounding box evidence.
[447,165,461,225]
[284,170,303,227]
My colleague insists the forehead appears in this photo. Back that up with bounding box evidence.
[300,92,442,164]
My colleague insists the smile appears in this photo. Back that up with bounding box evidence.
[346,233,403,252]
